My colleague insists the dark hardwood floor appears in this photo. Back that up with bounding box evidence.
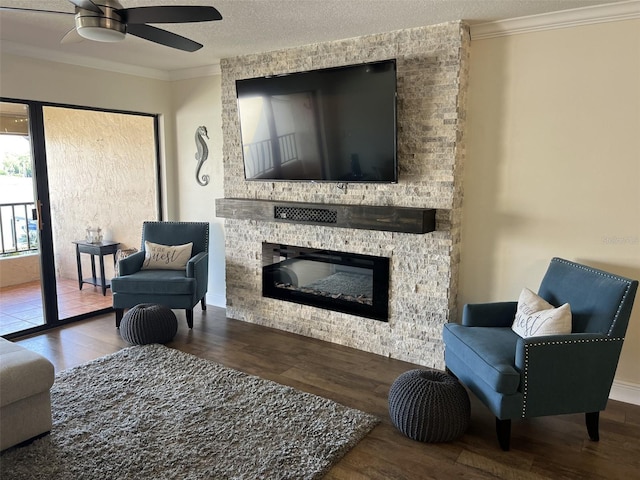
[13,307,640,479]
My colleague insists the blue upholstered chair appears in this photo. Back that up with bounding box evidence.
[112,221,209,329]
[443,257,638,450]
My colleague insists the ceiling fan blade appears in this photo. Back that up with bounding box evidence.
[118,6,222,24]
[0,7,73,16]
[126,24,203,52]
[67,0,103,14]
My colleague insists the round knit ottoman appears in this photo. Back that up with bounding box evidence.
[388,369,470,443]
[119,304,178,345]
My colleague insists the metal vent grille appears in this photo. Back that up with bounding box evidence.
[274,206,337,224]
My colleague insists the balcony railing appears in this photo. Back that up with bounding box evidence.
[243,132,298,177]
[0,202,38,256]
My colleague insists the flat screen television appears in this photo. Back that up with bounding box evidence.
[236,59,397,183]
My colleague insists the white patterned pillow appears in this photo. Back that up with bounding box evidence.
[141,241,193,270]
[511,288,572,338]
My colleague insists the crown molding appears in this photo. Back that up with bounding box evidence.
[470,0,640,40]
[4,2,638,78]
[168,64,221,81]
[1,41,171,80]
[1,41,221,81]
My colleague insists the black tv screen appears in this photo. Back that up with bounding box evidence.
[236,60,397,183]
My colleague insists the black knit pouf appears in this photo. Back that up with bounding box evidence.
[119,304,178,345]
[388,369,470,443]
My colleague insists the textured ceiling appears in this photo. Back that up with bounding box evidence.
[0,0,631,75]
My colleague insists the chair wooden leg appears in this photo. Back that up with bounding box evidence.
[186,309,194,329]
[586,411,600,441]
[115,309,124,328]
[200,297,207,311]
[496,418,511,451]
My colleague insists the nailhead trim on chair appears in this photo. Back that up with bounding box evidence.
[520,258,635,417]
[521,336,624,417]
[140,221,210,252]
[551,258,634,336]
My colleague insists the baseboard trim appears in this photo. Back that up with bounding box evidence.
[610,379,640,406]
[471,0,640,40]
[206,292,226,309]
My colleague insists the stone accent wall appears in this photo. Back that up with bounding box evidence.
[220,21,469,368]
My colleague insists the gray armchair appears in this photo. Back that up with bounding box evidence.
[443,257,637,450]
[112,221,209,329]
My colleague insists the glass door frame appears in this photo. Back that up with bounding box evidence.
[1,97,162,339]
[30,101,58,329]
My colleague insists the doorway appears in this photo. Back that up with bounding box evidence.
[0,100,160,337]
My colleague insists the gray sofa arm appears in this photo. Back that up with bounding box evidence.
[187,252,209,299]
[118,251,145,276]
[514,333,623,417]
[462,302,518,327]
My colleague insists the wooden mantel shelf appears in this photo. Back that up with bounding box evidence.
[215,198,436,234]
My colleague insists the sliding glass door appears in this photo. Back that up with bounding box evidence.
[0,101,44,335]
[0,99,160,337]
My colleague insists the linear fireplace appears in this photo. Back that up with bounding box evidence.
[262,243,390,321]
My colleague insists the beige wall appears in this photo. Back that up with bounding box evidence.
[0,54,177,220]
[170,75,226,306]
[43,107,158,281]
[462,19,640,401]
[0,255,40,288]
[0,54,228,306]
[2,17,638,400]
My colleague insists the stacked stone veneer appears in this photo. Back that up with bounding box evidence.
[220,21,469,368]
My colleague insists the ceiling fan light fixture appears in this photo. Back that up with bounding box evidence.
[7,0,222,52]
[77,25,126,42]
[75,1,126,43]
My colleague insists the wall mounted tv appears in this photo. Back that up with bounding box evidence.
[236,59,397,183]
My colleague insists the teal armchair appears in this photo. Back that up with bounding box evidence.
[112,221,209,329]
[443,257,637,450]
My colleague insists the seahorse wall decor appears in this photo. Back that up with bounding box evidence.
[195,125,210,186]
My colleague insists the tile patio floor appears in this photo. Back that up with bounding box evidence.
[0,279,113,336]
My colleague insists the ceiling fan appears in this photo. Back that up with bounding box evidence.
[0,0,222,52]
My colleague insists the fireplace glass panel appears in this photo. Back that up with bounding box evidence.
[262,243,389,321]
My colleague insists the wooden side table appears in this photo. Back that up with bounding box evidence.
[73,240,121,296]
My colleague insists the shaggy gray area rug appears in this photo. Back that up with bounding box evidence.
[0,345,379,480]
